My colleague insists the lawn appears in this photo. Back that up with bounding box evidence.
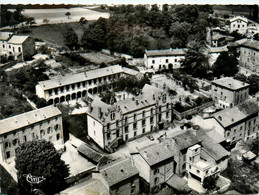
[0,164,20,194]
[80,52,116,65]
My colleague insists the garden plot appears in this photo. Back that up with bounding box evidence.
[80,52,116,65]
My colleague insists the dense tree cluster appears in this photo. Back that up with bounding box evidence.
[15,140,69,194]
[234,73,259,95]
[63,25,78,49]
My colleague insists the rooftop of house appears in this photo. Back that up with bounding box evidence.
[138,141,176,167]
[240,39,259,50]
[212,33,234,41]
[0,106,61,135]
[212,99,259,128]
[173,131,200,151]
[193,160,211,170]
[98,158,139,187]
[0,32,13,41]
[145,48,186,57]
[37,65,124,90]
[77,143,104,164]
[209,46,228,53]
[7,35,29,44]
[212,77,249,90]
[230,16,248,23]
[88,98,111,121]
[142,84,163,96]
[122,67,141,76]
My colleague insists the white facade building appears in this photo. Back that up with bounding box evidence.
[230,16,248,35]
[144,48,186,71]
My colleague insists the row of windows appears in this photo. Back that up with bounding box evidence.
[233,24,245,28]
[48,74,121,95]
[2,44,22,52]
[152,59,179,64]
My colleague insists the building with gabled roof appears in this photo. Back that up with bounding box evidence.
[211,77,250,109]
[144,48,186,71]
[131,140,176,190]
[230,16,248,34]
[212,99,259,144]
[238,39,259,73]
[92,158,139,195]
[0,105,64,163]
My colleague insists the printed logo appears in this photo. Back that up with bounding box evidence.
[23,174,46,184]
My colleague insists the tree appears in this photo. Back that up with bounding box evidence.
[79,17,87,25]
[42,18,49,24]
[25,17,36,26]
[202,175,219,192]
[212,51,239,78]
[15,140,69,194]
[169,22,191,48]
[65,12,71,19]
[247,74,259,95]
[63,25,78,49]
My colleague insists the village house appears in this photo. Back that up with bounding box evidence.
[0,31,13,55]
[0,105,64,163]
[144,48,186,71]
[212,99,259,145]
[208,46,228,66]
[230,16,248,34]
[211,77,250,109]
[238,39,259,73]
[131,141,176,191]
[211,33,234,47]
[92,158,139,195]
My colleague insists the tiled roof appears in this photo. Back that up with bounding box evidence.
[37,65,124,90]
[240,39,259,50]
[0,32,13,41]
[172,131,200,151]
[139,141,175,166]
[7,35,29,44]
[122,67,141,76]
[0,106,61,135]
[77,143,104,164]
[212,99,259,128]
[98,158,139,187]
[212,77,249,90]
[145,48,186,57]
[88,98,111,121]
[206,129,225,144]
[230,16,248,23]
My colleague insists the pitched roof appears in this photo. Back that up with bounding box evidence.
[212,77,249,90]
[230,16,248,23]
[173,131,200,151]
[7,35,29,44]
[37,65,124,90]
[212,99,259,128]
[145,48,186,57]
[209,46,228,53]
[142,84,163,96]
[0,32,13,41]
[0,106,61,135]
[77,144,104,164]
[240,39,259,50]
[88,98,111,121]
[206,129,225,144]
[98,158,139,187]
[138,141,176,167]
[122,67,141,76]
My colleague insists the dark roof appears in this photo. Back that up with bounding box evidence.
[98,158,139,187]
[77,144,104,164]
[173,131,200,151]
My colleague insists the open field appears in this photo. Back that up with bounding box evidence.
[22,7,110,25]
[80,52,117,65]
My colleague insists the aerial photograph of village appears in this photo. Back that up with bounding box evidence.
[0,1,258,194]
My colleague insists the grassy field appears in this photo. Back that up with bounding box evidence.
[20,22,90,47]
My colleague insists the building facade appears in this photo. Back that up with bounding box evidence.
[87,85,172,153]
[239,39,259,73]
[144,48,186,71]
[212,99,259,144]
[92,158,139,195]
[230,16,248,34]
[0,106,64,163]
[211,77,250,109]
[36,65,126,104]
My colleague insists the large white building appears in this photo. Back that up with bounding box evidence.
[87,84,172,152]
[230,16,248,35]
[0,106,64,163]
[144,48,186,71]
[211,77,250,109]
[36,65,131,104]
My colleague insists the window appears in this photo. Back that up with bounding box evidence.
[56,133,60,140]
[134,131,137,137]
[6,151,10,159]
[152,60,155,64]
[189,165,191,169]
[134,114,137,120]
[150,108,153,115]
[107,132,111,140]
[116,120,119,127]
[154,177,159,184]
[3,44,5,48]
[110,112,115,120]
[12,139,18,146]
[154,169,159,174]
[142,110,145,117]
[150,117,154,124]
[4,142,9,149]
[125,116,128,123]
[77,83,81,88]
[125,126,129,133]
[107,123,110,130]
[54,124,60,131]
[196,170,200,174]
[116,130,120,137]
[182,163,186,170]
[166,111,169,118]
[142,128,145,134]
[133,122,137,129]
[24,135,27,142]
[9,45,11,49]
[162,94,166,103]
[40,130,45,137]
[142,119,146,126]
[18,47,21,52]
[165,59,168,63]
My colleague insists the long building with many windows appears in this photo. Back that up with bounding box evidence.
[0,106,64,163]
[87,84,172,153]
[36,65,129,104]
